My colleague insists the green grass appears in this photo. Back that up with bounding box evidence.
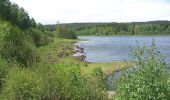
[82,61,132,75]
[38,37,131,76]
[38,38,81,64]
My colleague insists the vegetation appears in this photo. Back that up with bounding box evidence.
[45,22,111,32]
[75,22,170,36]
[115,42,170,99]
[54,24,77,39]
[0,1,106,100]
[45,21,170,36]
[81,61,131,75]
[0,26,39,66]
[0,0,170,100]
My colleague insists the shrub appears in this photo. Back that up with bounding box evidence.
[64,29,78,39]
[0,58,9,92]
[2,67,44,100]
[92,67,107,90]
[28,28,50,47]
[0,27,39,66]
[115,41,170,100]
[55,24,77,39]
[0,20,11,42]
[35,64,107,100]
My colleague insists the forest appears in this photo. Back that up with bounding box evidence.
[45,21,170,36]
[0,0,170,100]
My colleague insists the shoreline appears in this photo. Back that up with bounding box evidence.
[77,34,170,37]
[72,40,132,76]
[73,42,86,62]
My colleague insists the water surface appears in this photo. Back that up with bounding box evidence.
[78,36,170,62]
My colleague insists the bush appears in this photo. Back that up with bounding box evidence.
[0,27,39,66]
[2,67,44,100]
[0,20,11,42]
[35,64,107,100]
[0,58,9,92]
[28,28,51,47]
[64,29,78,39]
[115,41,170,100]
[92,67,107,90]
[55,24,77,39]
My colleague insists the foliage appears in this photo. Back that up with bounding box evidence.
[35,64,107,100]
[27,28,50,47]
[0,20,11,42]
[0,0,35,30]
[115,41,170,100]
[44,22,108,32]
[0,0,109,100]
[0,27,39,66]
[44,21,170,36]
[55,24,77,39]
[75,22,170,36]
[92,67,107,90]
[0,0,11,20]
[0,35,107,100]
[64,28,78,39]
[0,58,9,92]
[2,67,44,100]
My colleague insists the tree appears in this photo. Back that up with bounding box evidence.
[30,18,36,28]
[10,3,19,26]
[0,0,11,20]
[17,7,31,29]
[55,23,77,39]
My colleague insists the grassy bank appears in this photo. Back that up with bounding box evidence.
[0,37,108,99]
[38,37,130,76]
[38,38,81,64]
[82,61,132,75]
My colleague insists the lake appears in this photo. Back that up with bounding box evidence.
[78,36,170,62]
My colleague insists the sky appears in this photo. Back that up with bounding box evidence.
[10,0,170,24]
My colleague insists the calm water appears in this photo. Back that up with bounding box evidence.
[78,36,170,62]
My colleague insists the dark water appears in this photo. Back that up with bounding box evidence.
[78,36,170,62]
[107,67,136,91]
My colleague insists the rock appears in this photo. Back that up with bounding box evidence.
[73,52,85,57]
[107,91,116,99]
[73,42,86,62]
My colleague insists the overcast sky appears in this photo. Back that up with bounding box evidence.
[10,0,170,24]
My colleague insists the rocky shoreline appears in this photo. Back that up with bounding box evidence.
[73,42,86,62]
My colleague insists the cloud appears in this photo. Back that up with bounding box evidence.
[10,0,170,24]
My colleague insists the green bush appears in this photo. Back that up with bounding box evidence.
[2,67,44,100]
[0,20,11,42]
[35,64,107,100]
[64,29,78,39]
[55,24,77,39]
[0,58,9,92]
[0,27,39,66]
[28,28,50,47]
[92,67,107,90]
[115,41,170,100]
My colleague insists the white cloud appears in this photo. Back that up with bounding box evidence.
[10,0,170,24]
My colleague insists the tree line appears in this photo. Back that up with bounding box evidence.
[0,0,36,30]
[45,21,170,36]
[75,21,170,35]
